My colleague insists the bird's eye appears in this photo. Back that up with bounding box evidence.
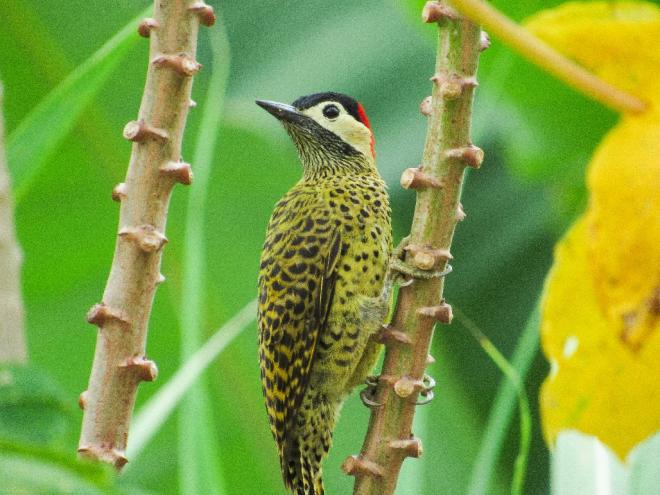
[322,104,340,119]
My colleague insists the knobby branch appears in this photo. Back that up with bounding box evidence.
[344,2,484,494]
[78,0,216,469]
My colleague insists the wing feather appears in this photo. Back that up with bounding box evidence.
[258,198,341,456]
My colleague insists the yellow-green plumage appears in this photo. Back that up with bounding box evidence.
[257,93,391,495]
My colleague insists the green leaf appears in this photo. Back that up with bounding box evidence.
[467,306,540,495]
[127,300,256,462]
[176,24,231,495]
[0,440,118,495]
[6,6,149,202]
[0,365,72,447]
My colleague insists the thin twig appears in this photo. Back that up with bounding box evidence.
[78,0,215,469]
[453,307,532,495]
[347,3,483,494]
[0,82,28,364]
[450,0,646,114]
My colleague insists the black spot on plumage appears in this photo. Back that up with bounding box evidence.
[290,263,307,274]
[294,287,309,300]
[294,301,306,315]
[271,264,281,277]
[300,245,320,258]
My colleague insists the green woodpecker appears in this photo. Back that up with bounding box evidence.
[256,92,392,495]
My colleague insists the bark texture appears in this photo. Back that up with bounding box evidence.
[78,0,215,468]
[347,3,483,493]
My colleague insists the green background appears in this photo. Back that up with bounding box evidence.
[0,0,627,493]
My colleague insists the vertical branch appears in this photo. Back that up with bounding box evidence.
[0,82,28,364]
[345,2,483,494]
[78,0,216,469]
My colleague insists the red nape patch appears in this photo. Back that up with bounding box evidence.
[357,103,376,158]
[356,103,371,129]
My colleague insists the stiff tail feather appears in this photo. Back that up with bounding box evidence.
[280,395,339,495]
[282,440,325,495]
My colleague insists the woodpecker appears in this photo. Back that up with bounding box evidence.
[256,92,392,495]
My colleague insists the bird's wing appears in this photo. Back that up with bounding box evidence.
[258,207,342,451]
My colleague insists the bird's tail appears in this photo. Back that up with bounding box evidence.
[282,438,325,495]
[281,396,337,495]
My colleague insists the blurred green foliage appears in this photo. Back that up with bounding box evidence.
[0,0,627,493]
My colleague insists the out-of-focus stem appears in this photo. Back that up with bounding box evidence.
[451,0,646,114]
[0,82,27,364]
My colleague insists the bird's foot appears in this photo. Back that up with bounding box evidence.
[415,374,436,406]
[389,258,453,282]
[388,236,452,284]
[360,376,382,408]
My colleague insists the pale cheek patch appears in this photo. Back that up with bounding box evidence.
[303,105,375,159]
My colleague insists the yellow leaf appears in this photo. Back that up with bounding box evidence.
[532,1,660,458]
[586,112,660,352]
[541,218,660,459]
[525,1,660,102]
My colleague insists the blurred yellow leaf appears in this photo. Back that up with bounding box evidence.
[526,1,660,101]
[531,1,660,458]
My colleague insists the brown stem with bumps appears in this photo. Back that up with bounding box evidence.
[78,0,214,469]
[346,2,482,493]
[0,82,28,365]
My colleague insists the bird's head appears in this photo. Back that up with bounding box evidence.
[256,92,376,176]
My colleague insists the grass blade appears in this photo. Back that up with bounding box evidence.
[126,299,256,463]
[457,306,538,495]
[177,24,232,495]
[6,6,149,202]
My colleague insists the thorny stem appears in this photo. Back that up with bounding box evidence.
[348,3,482,494]
[78,0,215,469]
[0,82,28,364]
[450,0,646,114]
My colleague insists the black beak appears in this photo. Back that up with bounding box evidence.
[256,99,307,126]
